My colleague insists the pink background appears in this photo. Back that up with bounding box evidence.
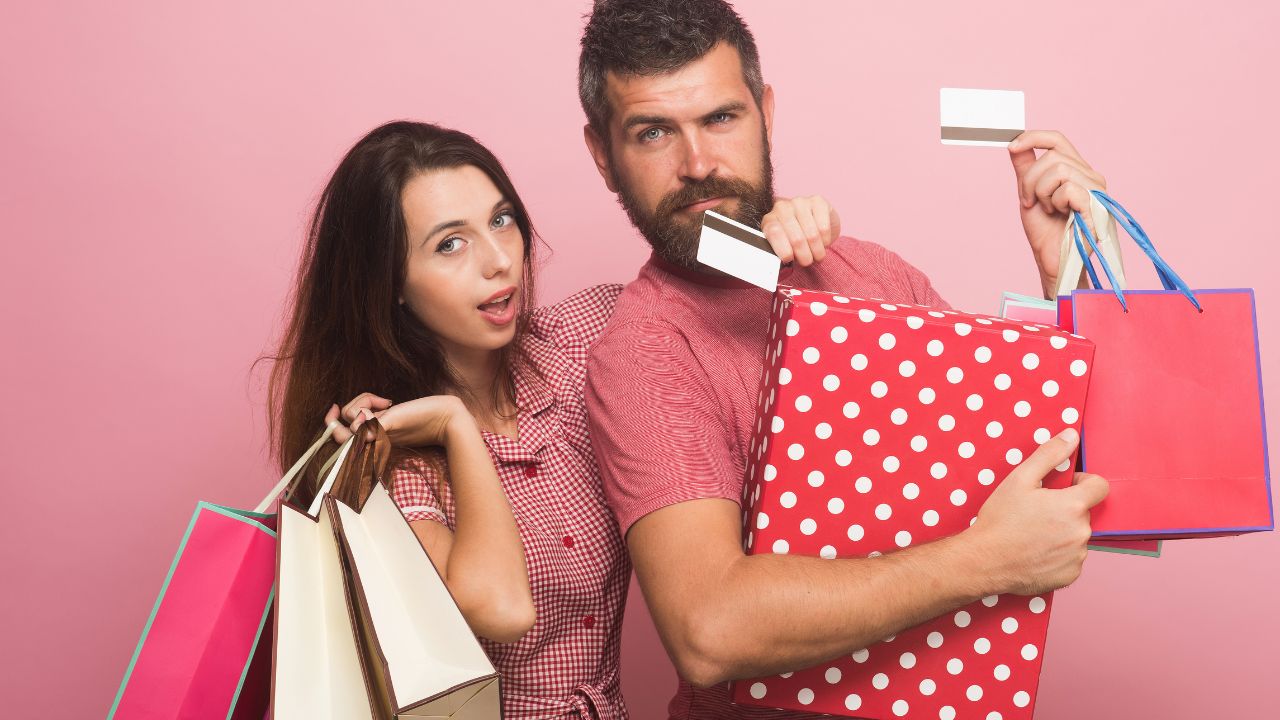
[2,1,1276,717]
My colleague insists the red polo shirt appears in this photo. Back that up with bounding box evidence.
[585,238,948,718]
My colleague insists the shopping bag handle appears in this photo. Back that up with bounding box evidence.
[253,420,342,513]
[1071,190,1202,312]
[326,417,391,511]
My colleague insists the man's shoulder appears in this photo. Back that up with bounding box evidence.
[590,266,689,356]
[799,236,939,305]
[588,299,689,369]
[823,235,921,275]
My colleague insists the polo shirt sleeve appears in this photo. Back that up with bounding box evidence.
[901,254,951,310]
[858,239,952,310]
[586,318,741,535]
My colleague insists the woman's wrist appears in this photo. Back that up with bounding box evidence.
[442,401,481,447]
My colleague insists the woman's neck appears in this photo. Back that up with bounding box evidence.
[443,344,516,435]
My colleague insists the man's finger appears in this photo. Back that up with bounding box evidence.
[1008,428,1081,488]
[782,216,813,266]
[815,205,832,244]
[1050,184,1100,238]
[1032,164,1100,216]
[1009,130,1087,168]
[793,202,824,262]
[1009,146,1038,204]
[762,219,794,264]
[1064,472,1110,509]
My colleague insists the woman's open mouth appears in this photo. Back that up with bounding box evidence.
[478,287,518,326]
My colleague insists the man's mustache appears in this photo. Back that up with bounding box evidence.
[655,176,759,219]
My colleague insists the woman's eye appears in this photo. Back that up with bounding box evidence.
[491,211,515,229]
[437,236,465,254]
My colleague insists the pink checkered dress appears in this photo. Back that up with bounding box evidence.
[391,284,632,719]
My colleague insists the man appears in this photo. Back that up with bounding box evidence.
[580,0,1112,717]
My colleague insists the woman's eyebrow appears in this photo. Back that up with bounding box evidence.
[424,218,468,243]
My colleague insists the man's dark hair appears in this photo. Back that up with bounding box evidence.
[578,0,764,142]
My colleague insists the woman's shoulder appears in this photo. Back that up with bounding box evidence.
[524,283,624,356]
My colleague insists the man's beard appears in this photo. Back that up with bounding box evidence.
[612,145,775,271]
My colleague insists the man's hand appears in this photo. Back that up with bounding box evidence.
[1008,131,1108,299]
[969,428,1110,596]
[760,195,841,267]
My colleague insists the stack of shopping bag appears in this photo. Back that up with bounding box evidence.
[109,420,501,719]
[726,191,1272,718]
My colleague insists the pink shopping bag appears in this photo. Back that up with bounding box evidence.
[107,424,337,720]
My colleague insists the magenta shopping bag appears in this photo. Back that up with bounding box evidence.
[107,424,337,720]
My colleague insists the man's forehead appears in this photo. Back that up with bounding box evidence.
[603,42,753,125]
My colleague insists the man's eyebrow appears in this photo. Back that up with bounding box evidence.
[702,101,748,120]
[422,199,510,246]
[621,113,671,133]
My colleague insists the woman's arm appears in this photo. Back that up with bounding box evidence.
[329,396,535,643]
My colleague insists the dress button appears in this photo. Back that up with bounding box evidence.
[582,615,596,629]
[524,464,538,478]
[563,535,575,549]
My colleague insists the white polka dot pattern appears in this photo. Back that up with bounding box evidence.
[733,287,1095,718]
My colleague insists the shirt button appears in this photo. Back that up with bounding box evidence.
[582,615,596,629]
[563,535,575,549]
[524,465,538,478]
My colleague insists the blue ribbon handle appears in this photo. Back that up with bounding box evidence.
[1069,190,1202,312]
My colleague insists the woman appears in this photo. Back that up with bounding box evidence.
[270,120,837,718]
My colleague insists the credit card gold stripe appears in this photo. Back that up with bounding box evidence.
[940,126,1022,142]
[703,212,774,255]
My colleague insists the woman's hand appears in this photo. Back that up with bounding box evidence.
[326,392,471,447]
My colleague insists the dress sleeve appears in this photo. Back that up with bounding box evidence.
[388,451,452,528]
[525,284,624,366]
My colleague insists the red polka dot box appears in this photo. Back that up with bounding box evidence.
[731,287,1095,719]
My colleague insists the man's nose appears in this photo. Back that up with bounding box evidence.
[677,131,717,183]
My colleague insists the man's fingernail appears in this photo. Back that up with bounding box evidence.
[1057,428,1079,444]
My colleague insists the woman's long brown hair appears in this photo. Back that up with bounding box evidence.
[267,121,539,475]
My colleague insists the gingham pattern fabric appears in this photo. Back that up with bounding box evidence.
[392,284,632,720]
[586,241,949,719]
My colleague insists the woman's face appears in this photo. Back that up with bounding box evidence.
[400,165,525,359]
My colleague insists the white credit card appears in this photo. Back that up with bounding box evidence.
[940,88,1025,147]
[696,210,780,291]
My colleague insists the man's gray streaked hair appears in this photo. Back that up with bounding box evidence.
[578,0,765,144]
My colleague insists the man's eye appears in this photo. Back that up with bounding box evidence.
[710,113,732,124]
[641,127,666,142]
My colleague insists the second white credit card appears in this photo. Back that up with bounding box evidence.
[940,88,1025,147]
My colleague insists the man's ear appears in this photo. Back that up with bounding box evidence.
[583,124,618,193]
[761,83,775,150]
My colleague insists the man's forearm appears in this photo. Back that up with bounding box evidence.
[681,530,999,685]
